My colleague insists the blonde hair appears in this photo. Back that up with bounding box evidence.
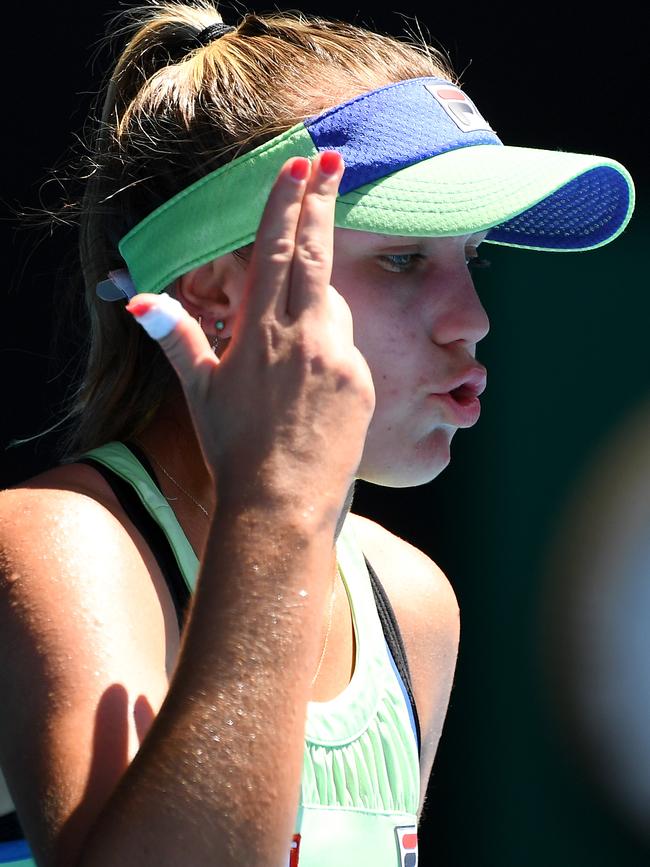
[40,1,456,461]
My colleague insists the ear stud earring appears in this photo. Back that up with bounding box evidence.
[196,315,225,354]
[211,319,225,354]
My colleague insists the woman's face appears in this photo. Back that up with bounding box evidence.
[331,228,490,488]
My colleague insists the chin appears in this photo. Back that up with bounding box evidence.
[358,431,453,488]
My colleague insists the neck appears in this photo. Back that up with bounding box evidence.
[135,388,216,517]
[136,388,356,543]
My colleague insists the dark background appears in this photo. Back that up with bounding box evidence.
[3,2,649,864]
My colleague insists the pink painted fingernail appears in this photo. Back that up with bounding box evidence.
[126,298,155,316]
[319,151,342,176]
[290,157,310,181]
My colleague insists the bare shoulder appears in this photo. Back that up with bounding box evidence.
[0,461,127,550]
[347,512,460,629]
[0,466,134,600]
[4,460,122,505]
[0,463,168,628]
[0,463,178,685]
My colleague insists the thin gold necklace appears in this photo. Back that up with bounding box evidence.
[132,439,337,687]
[311,570,337,688]
[134,439,209,518]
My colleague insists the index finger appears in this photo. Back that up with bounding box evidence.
[286,150,344,319]
[240,156,311,324]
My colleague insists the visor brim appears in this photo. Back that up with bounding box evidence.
[334,144,635,252]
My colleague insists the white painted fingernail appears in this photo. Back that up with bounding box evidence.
[133,293,184,339]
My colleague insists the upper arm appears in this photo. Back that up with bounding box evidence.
[0,486,175,866]
[347,513,460,822]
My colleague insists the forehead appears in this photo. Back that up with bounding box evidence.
[333,228,489,248]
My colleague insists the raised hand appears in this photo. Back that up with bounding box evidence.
[127,151,375,519]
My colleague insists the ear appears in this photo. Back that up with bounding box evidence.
[175,254,247,340]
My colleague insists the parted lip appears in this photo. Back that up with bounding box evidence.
[433,365,487,399]
[425,364,487,428]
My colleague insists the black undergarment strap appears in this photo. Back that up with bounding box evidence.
[76,441,191,628]
[365,557,422,755]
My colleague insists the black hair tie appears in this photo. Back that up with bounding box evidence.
[195,22,235,46]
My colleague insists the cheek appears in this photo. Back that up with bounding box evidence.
[342,296,414,367]
[358,317,426,394]
[332,266,425,395]
[355,325,407,400]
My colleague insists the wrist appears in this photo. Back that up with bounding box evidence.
[214,464,352,535]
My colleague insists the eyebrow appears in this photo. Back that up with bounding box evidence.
[375,241,422,250]
[372,233,489,249]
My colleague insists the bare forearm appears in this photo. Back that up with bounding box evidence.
[77,497,336,867]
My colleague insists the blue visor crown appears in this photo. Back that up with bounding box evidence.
[305,77,502,195]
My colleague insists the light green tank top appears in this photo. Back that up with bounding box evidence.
[4,442,420,866]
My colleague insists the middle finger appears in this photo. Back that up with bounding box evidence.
[287,151,344,320]
[242,156,312,326]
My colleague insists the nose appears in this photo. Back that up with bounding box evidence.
[429,264,490,347]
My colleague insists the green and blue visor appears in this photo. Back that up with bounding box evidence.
[96,76,635,301]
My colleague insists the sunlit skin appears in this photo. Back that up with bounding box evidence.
[330,228,490,488]
[171,227,491,505]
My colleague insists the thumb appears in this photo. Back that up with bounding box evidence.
[126,292,219,383]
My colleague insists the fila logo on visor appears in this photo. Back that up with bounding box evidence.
[395,824,418,866]
[424,82,493,133]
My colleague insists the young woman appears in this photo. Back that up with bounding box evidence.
[0,4,634,866]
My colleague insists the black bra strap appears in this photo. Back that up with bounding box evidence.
[365,557,422,754]
[77,442,190,629]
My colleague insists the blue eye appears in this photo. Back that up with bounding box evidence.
[380,253,423,272]
[380,251,491,273]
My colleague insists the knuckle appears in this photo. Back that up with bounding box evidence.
[259,318,284,355]
[336,356,362,386]
[259,236,296,265]
[295,239,330,268]
[322,349,368,391]
[289,324,313,360]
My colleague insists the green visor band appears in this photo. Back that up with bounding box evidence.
[110,77,635,298]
